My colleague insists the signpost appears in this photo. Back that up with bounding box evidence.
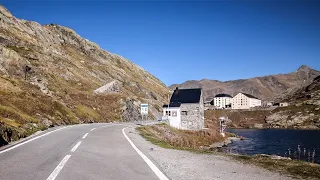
[219,116,227,137]
[140,103,148,121]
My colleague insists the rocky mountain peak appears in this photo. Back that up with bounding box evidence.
[297,65,312,72]
[0,5,13,18]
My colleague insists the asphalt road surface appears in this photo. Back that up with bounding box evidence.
[0,123,166,180]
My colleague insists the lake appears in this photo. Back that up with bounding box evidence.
[224,128,320,164]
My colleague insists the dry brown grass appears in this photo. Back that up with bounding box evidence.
[205,109,271,129]
[234,155,320,179]
[0,77,123,145]
[137,124,224,150]
[67,93,122,122]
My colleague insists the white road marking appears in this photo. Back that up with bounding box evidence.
[90,128,96,131]
[82,133,88,139]
[0,127,67,155]
[122,127,169,180]
[71,141,82,152]
[102,124,122,128]
[46,155,71,180]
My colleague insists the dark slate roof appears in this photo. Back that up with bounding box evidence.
[163,88,202,107]
[162,103,181,108]
[214,94,232,98]
[170,88,202,103]
[242,93,259,99]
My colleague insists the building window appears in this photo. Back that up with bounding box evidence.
[181,111,188,115]
[166,111,171,116]
[172,110,177,117]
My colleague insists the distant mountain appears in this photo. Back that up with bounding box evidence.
[205,75,320,129]
[281,75,320,103]
[265,75,320,129]
[170,65,320,101]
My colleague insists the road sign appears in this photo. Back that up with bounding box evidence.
[140,104,148,115]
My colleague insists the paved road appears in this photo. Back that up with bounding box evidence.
[0,123,163,180]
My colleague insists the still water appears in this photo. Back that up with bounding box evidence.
[225,128,320,163]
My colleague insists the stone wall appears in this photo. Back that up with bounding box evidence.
[94,80,121,94]
[180,91,204,130]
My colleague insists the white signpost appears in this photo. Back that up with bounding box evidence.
[141,103,148,121]
[219,116,228,137]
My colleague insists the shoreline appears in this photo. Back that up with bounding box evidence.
[227,127,320,130]
[136,124,320,179]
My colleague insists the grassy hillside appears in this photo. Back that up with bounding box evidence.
[0,5,169,146]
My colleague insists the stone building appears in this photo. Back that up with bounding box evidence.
[162,88,204,130]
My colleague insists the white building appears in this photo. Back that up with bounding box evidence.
[213,94,232,108]
[231,93,261,109]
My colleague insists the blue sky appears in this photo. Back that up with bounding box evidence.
[2,0,320,85]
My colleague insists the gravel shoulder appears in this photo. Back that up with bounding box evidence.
[125,126,292,180]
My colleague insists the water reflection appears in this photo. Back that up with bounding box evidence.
[224,128,320,164]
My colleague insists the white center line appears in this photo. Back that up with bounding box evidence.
[46,155,71,180]
[122,127,169,180]
[90,128,96,131]
[82,133,88,139]
[71,141,82,152]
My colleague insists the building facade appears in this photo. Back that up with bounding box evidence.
[212,94,232,108]
[231,93,261,109]
[162,88,204,130]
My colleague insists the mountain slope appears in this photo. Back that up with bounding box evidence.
[205,76,320,129]
[265,75,320,129]
[170,65,320,101]
[0,5,168,145]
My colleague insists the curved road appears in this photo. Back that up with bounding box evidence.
[0,123,165,180]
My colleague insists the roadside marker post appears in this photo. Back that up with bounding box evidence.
[140,103,148,124]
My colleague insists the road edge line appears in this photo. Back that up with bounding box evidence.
[0,127,67,155]
[122,127,169,180]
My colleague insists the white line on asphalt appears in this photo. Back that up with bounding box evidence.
[46,154,71,180]
[122,127,169,180]
[90,128,96,131]
[102,124,122,128]
[0,127,67,155]
[82,133,88,139]
[71,141,82,152]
